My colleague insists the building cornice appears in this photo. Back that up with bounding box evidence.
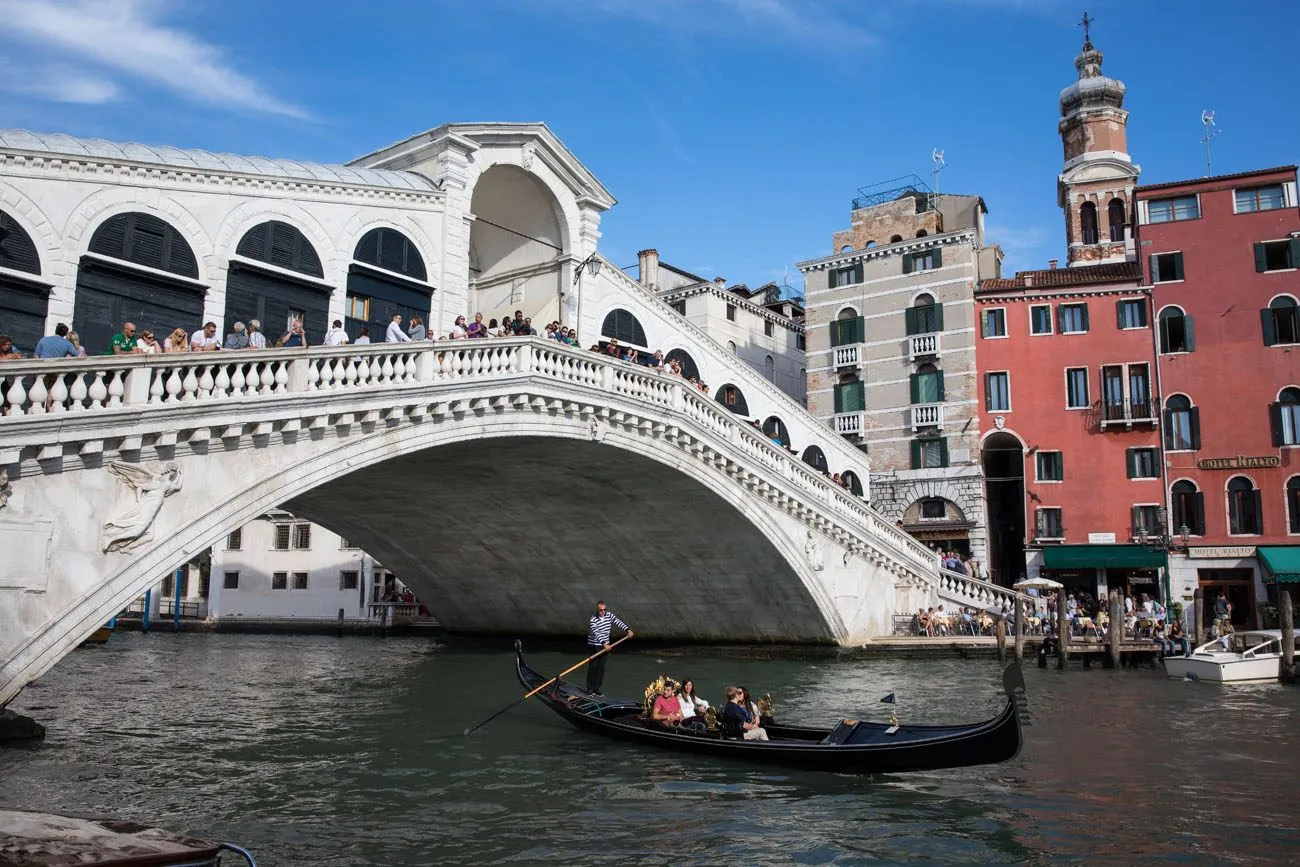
[976,284,1148,303]
[656,282,805,332]
[0,150,445,207]
[797,229,977,273]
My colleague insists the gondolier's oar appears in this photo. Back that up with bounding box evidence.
[463,635,632,736]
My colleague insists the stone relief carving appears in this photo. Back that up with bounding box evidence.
[805,530,824,572]
[994,415,1006,430]
[588,417,605,443]
[0,469,11,510]
[520,142,536,171]
[101,461,183,554]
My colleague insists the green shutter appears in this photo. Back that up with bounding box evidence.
[909,373,920,404]
[849,381,865,411]
[1116,299,1125,330]
[939,438,950,467]
[979,309,989,337]
[829,319,842,347]
[1255,242,1268,273]
[1290,238,1300,269]
[834,385,844,414]
[904,307,918,336]
[1184,314,1195,351]
[910,439,922,469]
[902,253,914,274]
[828,268,838,289]
[1080,303,1090,332]
[1270,403,1285,447]
[1126,449,1136,479]
[855,263,864,284]
[1173,252,1185,281]
[1262,309,1278,346]
[850,316,865,344]
[934,303,945,331]
[1149,253,1159,282]
[932,247,943,267]
[936,370,946,401]
[1189,406,1202,450]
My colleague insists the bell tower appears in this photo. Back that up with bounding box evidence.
[1057,14,1139,266]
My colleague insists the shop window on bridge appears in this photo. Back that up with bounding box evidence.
[1171,480,1205,537]
[841,470,864,497]
[1227,476,1262,536]
[76,212,204,354]
[1158,306,1194,353]
[801,445,828,474]
[347,227,432,344]
[714,383,748,415]
[230,220,329,346]
[1262,296,1300,346]
[665,348,699,380]
[762,416,791,448]
[1270,387,1300,447]
[602,308,647,347]
[0,210,48,355]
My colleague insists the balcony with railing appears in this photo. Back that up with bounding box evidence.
[1097,396,1157,430]
[909,403,943,432]
[834,412,863,436]
[908,332,940,361]
[833,345,861,368]
[830,316,865,369]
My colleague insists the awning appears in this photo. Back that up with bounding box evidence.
[1041,545,1167,570]
[1257,546,1300,584]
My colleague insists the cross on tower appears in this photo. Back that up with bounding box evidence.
[1079,10,1094,44]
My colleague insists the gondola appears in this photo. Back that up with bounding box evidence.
[515,642,1027,775]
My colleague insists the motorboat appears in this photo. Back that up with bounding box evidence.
[514,641,1026,775]
[1162,629,1296,683]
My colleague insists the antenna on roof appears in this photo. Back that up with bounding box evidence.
[931,149,946,196]
[1200,110,1220,177]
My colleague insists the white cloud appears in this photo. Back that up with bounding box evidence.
[0,59,119,102]
[0,0,308,119]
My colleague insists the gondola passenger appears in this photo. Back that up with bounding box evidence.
[651,682,685,728]
[723,686,768,741]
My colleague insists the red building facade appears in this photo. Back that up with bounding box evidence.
[1135,166,1300,628]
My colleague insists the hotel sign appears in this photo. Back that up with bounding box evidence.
[1196,455,1280,470]
[1187,546,1256,559]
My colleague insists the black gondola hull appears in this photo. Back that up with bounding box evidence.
[515,644,1024,775]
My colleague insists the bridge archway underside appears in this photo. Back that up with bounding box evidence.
[0,340,938,706]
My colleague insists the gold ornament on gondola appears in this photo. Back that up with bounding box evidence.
[643,674,672,714]
[702,705,719,731]
[757,693,774,720]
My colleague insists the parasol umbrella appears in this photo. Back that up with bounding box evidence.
[1013,577,1064,591]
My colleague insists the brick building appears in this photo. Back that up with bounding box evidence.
[1135,166,1300,629]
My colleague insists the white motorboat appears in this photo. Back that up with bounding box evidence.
[1162,630,1297,683]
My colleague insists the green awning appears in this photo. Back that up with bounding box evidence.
[1258,546,1300,584]
[1041,545,1167,570]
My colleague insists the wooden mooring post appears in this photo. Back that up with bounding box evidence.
[1014,598,1026,661]
[1107,589,1123,669]
[996,618,1007,663]
[1281,588,1296,685]
[1193,587,1205,648]
[1057,596,1070,669]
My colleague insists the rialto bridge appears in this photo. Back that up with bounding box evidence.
[0,122,1020,707]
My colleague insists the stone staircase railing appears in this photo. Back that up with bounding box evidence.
[933,567,1027,612]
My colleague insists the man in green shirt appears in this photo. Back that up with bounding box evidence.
[107,322,140,355]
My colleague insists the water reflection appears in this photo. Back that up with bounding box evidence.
[2,633,1298,866]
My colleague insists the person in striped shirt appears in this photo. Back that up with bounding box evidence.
[585,601,633,696]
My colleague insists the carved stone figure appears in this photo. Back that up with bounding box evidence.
[521,142,536,171]
[805,529,824,572]
[0,469,11,511]
[588,417,605,443]
[101,461,183,554]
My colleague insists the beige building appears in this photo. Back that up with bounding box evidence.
[636,249,807,406]
[798,182,1002,559]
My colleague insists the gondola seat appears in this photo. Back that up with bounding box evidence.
[821,719,864,745]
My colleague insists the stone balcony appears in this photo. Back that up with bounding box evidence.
[909,403,944,432]
[908,332,941,362]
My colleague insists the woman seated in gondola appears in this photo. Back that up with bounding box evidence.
[722,686,768,741]
[675,678,709,731]
[738,686,764,726]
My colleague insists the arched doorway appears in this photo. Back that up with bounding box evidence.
[469,165,566,327]
[665,348,699,380]
[982,432,1025,586]
[714,383,748,415]
[345,227,432,343]
[74,212,203,354]
[841,470,864,497]
[901,497,972,557]
[801,445,828,473]
[0,209,48,354]
[228,220,329,345]
[762,416,790,448]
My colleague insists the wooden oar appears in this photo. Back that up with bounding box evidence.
[463,635,632,736]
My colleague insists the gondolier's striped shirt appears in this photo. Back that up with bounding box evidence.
[587,611,630,646]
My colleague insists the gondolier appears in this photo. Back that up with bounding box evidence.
[586,601,633,696]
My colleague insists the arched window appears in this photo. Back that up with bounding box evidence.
[715,383,748,415]
[75,212,203,354]
[763,354,775,382]
[230,221,328,345]
[726,340,737,355]
[1080,201,1099,245]
[602,309,648,347]
[354,227,427,281]
[1263,296,1300,346]
[840,244,852,253]
[1171,480,1204,536]
[841,470,864,496]
[915,230,928,238]
[1108,198,1126,242]
[236,220,323,277]
[1288,477,1300,534]
[762,416,790,447]
[1158,306,1193,353]
[90,212,199,277]
[1163,395,1199,451]
[1227,476,1262,535]
[0,210,46,355]
[665,348,699,380]
[890,234,903,244]
[1270,387,1300,446]
[907,292,941,336]
[911,361,944,404]
[802,445,828,473]
[865,240,877,249]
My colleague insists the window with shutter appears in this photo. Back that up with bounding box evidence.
[1256,240,1295,273]
[274,524,291,550]
[0,211,41,274]
[236,221,323,277]
[89,212,199,277]
[1274,388,1300,446]
[354,228,428,281]
[1150,252,1184,283]
[601,309,648,346]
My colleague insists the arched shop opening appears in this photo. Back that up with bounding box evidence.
[227,220,329,346]
[345,228,433,343]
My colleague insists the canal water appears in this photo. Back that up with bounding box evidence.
[3,633,1297,866]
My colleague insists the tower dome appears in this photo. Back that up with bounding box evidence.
[1059,41,1126,117]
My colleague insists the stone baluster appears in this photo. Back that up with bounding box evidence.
[214,364,231,398]
[27,377,47,414]
[230,363,248,397]
[164,368,183,403]
[197,365,215,400]
[274,361,289,393]
[4,376,27,415]
[181,366,200,400]
[72,372,92,410]
[48,374,69,413]
[88,371,109,408]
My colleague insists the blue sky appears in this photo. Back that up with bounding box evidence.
[2,0,1297,289]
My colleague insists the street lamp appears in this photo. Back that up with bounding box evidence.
[572,252,602,341]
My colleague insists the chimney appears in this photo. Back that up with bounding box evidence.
[1022,273,1034,288]
[1048,258,1059,270]
[637,249,660,289]
[713,276,727,289]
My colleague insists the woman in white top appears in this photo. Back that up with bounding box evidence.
[678,678,709,719]
[449,315,468,339]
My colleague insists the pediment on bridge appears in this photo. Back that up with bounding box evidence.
[349,122,617,211]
